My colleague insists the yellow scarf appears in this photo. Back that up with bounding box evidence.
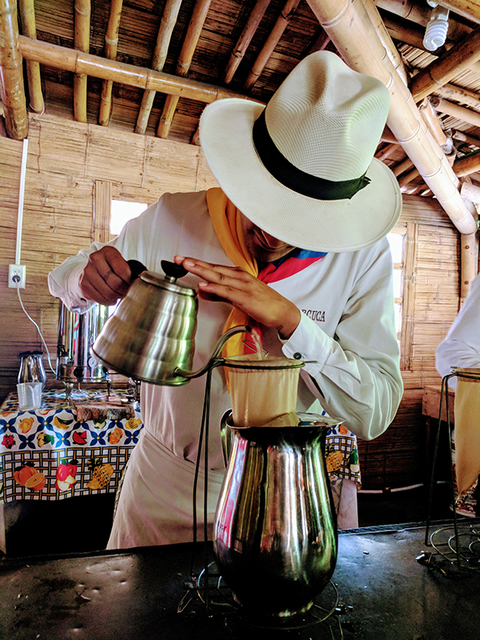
[206,187,258,359]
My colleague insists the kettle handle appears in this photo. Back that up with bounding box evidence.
[127,259,148,279]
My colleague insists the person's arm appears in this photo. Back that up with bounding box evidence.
[436,272,480,386]
[176,242,403,441]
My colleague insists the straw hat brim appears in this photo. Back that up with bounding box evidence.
[200,99,402,253]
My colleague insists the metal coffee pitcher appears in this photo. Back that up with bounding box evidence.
[215,411,339,618]
[92,260,249,385]
[18,351,47,390]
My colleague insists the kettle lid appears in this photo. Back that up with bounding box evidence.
[139,260,196,296]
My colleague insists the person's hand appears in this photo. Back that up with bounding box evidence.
[174,256,301,340]
[79,246,133,305]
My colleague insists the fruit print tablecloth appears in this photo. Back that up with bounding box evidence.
[0,389,144,503]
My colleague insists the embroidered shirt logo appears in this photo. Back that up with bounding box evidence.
[302,309,326,322]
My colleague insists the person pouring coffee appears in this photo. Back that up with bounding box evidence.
[48,51,403,547]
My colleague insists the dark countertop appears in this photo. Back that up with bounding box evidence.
[0,521,479,640]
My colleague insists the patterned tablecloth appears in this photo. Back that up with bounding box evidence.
[0,389,144,503]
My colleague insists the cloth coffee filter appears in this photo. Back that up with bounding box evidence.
[200,50,402,253]
[453,369,480,495]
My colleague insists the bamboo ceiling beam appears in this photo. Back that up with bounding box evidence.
[306,0,477,235]
[224,0,271,84]
[18,35,262,105]
[135,0,183,135]
[244,0,301,91]
[74,0,91,123]
[436,0,480,25]
[398,168,420,188]
[157,0,212,139]
[434,82,480,110]
[410,26,480,103]
[453,149,480,177]
[99,0,123,126]
[453,130,480,148]
[0,0,28,139]
[393,157,415,177]
[17,0,43,113]
[361,0,408,86]
[375,142,397,161]
[431,95,480,129]
[418,98,447,148]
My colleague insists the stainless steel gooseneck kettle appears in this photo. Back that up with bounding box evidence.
[92,260,250,385]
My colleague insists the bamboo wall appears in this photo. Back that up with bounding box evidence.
[0,113,218,402]
[0,112,463,489]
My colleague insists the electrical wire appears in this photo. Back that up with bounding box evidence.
[15,279,56,375]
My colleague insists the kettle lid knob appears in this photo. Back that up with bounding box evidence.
[161,260,188,282]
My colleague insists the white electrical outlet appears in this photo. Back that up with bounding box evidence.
[8,264,26,288]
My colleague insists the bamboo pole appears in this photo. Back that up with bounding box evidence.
[99,0,123,126]
[157,0,212,139]
[376,142,397,161]
[398,168,420,188]
[361,0,408,85]
[410,26,480,102]
[0,0,28,139]
[306,0,477,235]
[461,181,480,203]
[135,0,183,134]
[430,95,480,129]
[74,0,91,123]
[243,0,301,91]
[19,35,262,105]
[435,82,480,110]
[453,149,480,177]
[453,130,480,148]
[17,0,43,113]
[418,98,447,147]
[224,0,272,84]
[393,157,415,177]
[435,0,480,25]
[460,232,478,300]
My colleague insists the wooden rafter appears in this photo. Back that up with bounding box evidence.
[74,0,91,123]
[410,26,480,102]
[243,0,301,92]
[135,0,183,134]
[223,0,271,85]
[17,0,43,114]
[157,0,212,139]
[99,0,124,126]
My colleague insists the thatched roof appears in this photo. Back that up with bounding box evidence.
[2,0,480,230]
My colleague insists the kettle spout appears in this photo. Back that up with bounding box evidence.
[175,325,252,380]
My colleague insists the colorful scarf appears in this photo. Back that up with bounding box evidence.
[206,187,327,358]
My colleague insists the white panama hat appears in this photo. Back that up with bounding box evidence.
[199,51,402,253]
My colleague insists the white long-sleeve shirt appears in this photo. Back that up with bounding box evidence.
[436,271,480,388]
[49,190,403,468]
[49,190,403,545]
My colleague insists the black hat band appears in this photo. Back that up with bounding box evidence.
[252,110,371,201]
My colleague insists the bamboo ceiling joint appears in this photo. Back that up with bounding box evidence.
[306,0,477,235]
[410,25,480,102]
[17,0,43,114]
[243,0,301,92]
[135,0,183,135]
[0,0,28,139]
[157,0,212,139]
[74,0,91,123]
[19,35,262,106]
[99,0,124,127]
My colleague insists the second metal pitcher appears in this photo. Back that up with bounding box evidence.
[214,412,339,618]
